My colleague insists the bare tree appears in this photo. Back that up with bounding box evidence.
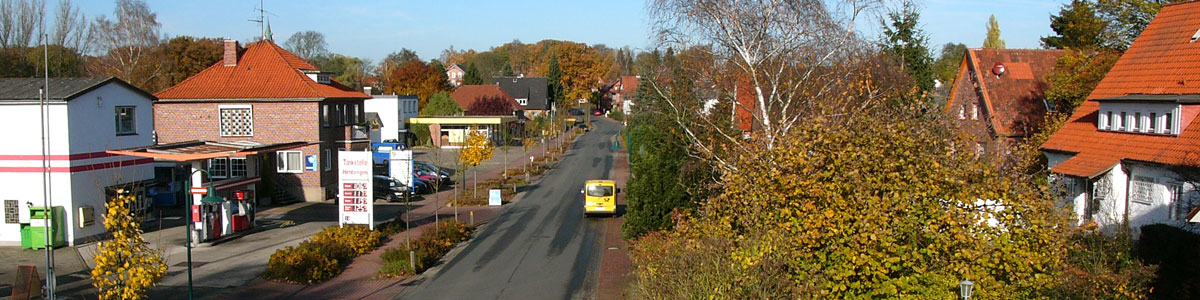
[646,0,885,171]
[88,0,163,91]
[51,0,89,52]
[282,30,328,62]
[0,0,45,49]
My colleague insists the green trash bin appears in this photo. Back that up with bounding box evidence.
[27,206,66,249]
[19,224,31,249]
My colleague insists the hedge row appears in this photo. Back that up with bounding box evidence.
[379,220,474,277]
[263,225,383,284]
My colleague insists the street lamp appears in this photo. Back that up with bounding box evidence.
[959,279,974,300]
[184,168,224,300]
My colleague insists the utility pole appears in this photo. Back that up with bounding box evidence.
[40,31,56,299]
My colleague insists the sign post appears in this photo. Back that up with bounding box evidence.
[388,150,414,189]
[489,189,502,206]
[338,151,374,230]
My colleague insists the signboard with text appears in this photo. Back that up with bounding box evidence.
[389,150,414,188]
[338,151,374,229]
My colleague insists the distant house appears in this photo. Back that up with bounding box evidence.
[364,91,419,145]
[446,64,465,87]
[945,48,1065,160]
[1041,1,1200,236]
[449,84,521,116]
[154,39,371,203]
[609,75,639,116]
[0,77,158,246]
[493,76,551,118]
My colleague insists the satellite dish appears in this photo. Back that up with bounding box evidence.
[991,63,1006,77]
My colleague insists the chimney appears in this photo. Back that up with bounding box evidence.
[363,86,373,94]
[223,39,238,67]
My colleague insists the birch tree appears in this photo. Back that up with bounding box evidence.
[88,0,164,91]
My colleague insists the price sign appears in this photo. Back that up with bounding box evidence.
[338,151,374,229]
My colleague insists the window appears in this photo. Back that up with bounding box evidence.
[115,106,136,135]
[323,149,331,171]
[1109,111,1117,130]
[1099,112,1108,130]
[209,158,229,178]
[971,104,978,120]
[959,105,965,120]
[1133,112,1141,131]
[1130,176,1157,205]
[351,104,360,124]
[219,105,254,136]
[1120,112,1127,131]
[4,200,17,224]
[1166,112,1174,133]
[230,158,247,178]
[1150,113,1157,132]
[322,105,330,127]
[277,151,303,173]
[1169,183,1187,221]
[517,98,529,106]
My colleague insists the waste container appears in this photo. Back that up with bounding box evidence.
[25,206,66,249]
[19,224,31,248]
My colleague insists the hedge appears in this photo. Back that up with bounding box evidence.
[263,225,382,284]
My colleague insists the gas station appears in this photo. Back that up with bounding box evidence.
[108,140,310,245]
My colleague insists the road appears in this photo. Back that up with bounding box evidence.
[399,118,620,300]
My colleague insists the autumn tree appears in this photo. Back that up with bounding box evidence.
[879,1,934,96]
[458,126,494,198]
[320,54,373,90]
[983,14,1006,49]
[932,43,966,87]
[386,59,448,108]
[1045,49,1120,113]
[466,95,514,116]
[377,49,419,89]
[88,0,165,92]
[283,30,328,62]
[91,190,167,300]
[162,36,223,86]
[1042,0,1107,50]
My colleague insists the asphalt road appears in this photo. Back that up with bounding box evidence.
[399,118,619,300]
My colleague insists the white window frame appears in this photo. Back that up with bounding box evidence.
[115,106,136,135]
[1130,176,1157,205]
[323,149,332,171]
[230,157,247,178]
[209,158,229,179]
[1166,112,1175,134]
[1133,112,1141,132]
[276,151,303,174]
[958,105,965,120]
[971,104,978,120]
[1098,112,1108,130]
[1149,112,1157,132]
[219,104,254,137]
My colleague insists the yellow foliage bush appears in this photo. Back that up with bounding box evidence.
[90,192,167,300]
[263,225,381,284]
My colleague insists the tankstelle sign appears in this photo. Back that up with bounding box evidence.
[338,151,374,229]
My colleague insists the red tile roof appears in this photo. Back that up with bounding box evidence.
[155,40,368,100]
[1042,1,1200,177]
[948,48,1065,137]
[449,85,520,111]
[620,76,639,95]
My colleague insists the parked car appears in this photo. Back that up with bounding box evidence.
[592,109,603,116]
[373,175,408,202]
[412,177,433,194]
[414,161,453,183]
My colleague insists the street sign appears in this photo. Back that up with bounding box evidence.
[338,151,374,230]
[305,155,317,171]
[489,189,502,206]
[389,150,414,188]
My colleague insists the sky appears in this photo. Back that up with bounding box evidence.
[60,0,1071,62]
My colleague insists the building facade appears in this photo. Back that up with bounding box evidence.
[946,48,1064,160]
[364,93,419,144]
[0,77,157,246]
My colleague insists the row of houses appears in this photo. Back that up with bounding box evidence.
[946,1,1200,236]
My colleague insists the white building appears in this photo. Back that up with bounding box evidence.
[363,91,419,145]
[1041,2,1200,237]
[0,77,158,246]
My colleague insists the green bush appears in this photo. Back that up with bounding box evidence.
[264,225,383,284]
[379,221,475,278]
[609,109,624,122]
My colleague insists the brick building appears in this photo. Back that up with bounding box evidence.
[154,39,371,202]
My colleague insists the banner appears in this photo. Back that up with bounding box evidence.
[338,151,373,229]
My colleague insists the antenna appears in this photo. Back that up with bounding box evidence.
[248,0,275,41]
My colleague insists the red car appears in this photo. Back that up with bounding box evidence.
[592,109,603,116]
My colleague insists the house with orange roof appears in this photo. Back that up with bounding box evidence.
[1041,1,1200,234]
[154,39,371,203]
[945,48,1065,160]
[448,84,521,115]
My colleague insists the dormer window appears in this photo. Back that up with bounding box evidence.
[1094,97,1184,135]
[304,71,332,84]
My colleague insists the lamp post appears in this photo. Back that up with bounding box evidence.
[959,279,974,300]
[184,168,224,300]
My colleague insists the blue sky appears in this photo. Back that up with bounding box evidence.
[63,0,1069,62]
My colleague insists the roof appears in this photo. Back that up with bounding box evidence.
[0,77,155,102]
[449,85,520,111]
[619,76,639,95]
[493,77,550,109]
[155,40,369,101]
[948,48,1065,137]
[1042,1,1200,177]
[107,140,311,162]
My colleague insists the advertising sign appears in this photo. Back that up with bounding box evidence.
[338,151,374,229]
[305,155,317,171]
[389,150,414,188]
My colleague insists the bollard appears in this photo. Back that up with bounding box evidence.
[410,250,416,272]
[470,211,474,225]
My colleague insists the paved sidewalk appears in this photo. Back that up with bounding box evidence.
[596,123,634,300]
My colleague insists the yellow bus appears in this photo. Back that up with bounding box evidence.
[582,180,618,216]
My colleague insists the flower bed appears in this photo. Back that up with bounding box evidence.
[379,221,475,278]
[263,225,382,284]
[453,176,525,206]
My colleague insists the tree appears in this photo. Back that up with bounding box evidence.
[1044,49,1120,113]
[0,0,45,49]
[88,0,165,92]
[163,36,223,86]
[880,1,934,95]
[50,0,91,53]
[462,62,484,85]
[283,30,328,62]
[1041,0,1106,50]
[983,14,1006,49]
[386,59,448,108]
[320,54,373,89]
[1094,0,1182,51]
[932,43,967,87]
[547,55,563,103]
[420,91,463,116]
[458,127,494,198]
[622,77,701,239]
[465,95,514,116]
[91,189,167,300]
[376,49,419,90]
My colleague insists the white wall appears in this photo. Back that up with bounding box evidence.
[365,96,399,142]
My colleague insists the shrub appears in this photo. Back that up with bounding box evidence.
[379,221,475,278]
[264,225,382,284]
[1049,229,1155,300]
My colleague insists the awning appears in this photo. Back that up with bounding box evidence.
[107,140,312,162]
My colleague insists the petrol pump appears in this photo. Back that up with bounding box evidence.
[192,190,224,242]
[229,190,254,233]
